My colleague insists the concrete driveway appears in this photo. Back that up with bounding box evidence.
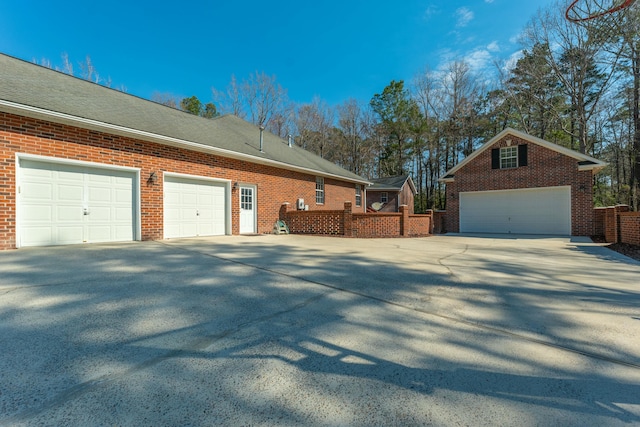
[1,234,639,426]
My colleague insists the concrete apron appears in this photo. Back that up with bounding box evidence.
[0,234,639,426]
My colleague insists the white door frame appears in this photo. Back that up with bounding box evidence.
[15,153,141,248]
[162,172,232,238]
[239,184,257,234]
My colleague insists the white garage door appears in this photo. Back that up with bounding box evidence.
[460,186,571,235]
[19,159,137,247]
[164,175,227,239]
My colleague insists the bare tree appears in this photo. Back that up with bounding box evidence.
[334,98,374,176]
[79,55,99,83]
[59,52,74,75]
[151,92,180,109]
[242,71,289,129]
[294,97,334,159]
[522,1,621,154]
[212,74,246,119]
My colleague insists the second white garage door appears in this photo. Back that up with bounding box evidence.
[459,186,571,235]
[164,175,228,239]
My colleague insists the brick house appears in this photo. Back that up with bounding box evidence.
[0,54,370,249]
[439,128,606,236]
[366,175,416,214]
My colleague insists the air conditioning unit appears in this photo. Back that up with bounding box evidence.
[297,198,305,210]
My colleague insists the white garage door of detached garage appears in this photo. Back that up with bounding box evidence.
[18,157,139,247]
[163,174,230,239]
[460,186,571,235]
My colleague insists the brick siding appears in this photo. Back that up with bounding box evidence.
[446,135,595,236]
[595,205,639,246]
[0,112,362,249]
[353,213,402,237]
[620,213,640,246]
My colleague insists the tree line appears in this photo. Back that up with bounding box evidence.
[34,1,640,212]
[207,2,639,212]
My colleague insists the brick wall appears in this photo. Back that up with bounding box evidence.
[281,209,344,235]
[620,212,640,246]
[433,210,447,234]
[593,207,606,236]
[353,213,401,237]
[0,112,363,249]
[593,205,638,245]
[407,214,431,236]
[280,203,431,238]
[445,134,595,236]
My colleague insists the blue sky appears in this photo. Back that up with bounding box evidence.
[0,0,557,107]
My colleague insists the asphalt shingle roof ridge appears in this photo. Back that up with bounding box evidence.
[0,52,369,184]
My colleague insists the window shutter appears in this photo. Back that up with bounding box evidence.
[518,144,528,167]
[491,148,500,169]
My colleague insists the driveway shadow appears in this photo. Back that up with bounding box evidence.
[1,237,640,425]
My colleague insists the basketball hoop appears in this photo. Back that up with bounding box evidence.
[566,0,636,22]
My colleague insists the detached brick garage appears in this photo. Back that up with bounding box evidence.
[0,54,370,249]
[440,128,606,236]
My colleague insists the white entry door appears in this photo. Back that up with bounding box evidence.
[18,159,136,247]
[164,175,227,238]
[239,185,256,234]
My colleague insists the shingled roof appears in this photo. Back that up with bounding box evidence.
[368,175,416,194]
[0,53,370,185]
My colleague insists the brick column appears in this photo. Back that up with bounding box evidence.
[425,209,434,235]
[343,201,353,237]
[615,205,630,244]
[399,205,409,236]
[279,202,290,220]
[604,207,617,243]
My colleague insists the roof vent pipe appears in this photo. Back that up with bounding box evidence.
[288,134,293,148]
[259,125,265,153]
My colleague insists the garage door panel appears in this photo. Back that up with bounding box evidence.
[58,184,84,201]
[164,176,227,239]
[88,187,112,203]
[115,189,133,204]
[460,187,571,235]
[181,192,198,205]
[23,182,52,200]
[57,206,83,221]
[21,205,52,221]
[21,227,53,246]
[56,225,84,244]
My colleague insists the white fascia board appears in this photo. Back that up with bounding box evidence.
[0,100,371,185]
[441,127,607,178]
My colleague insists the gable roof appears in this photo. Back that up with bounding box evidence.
[439,127,607,182]
[368,175,417,194]
[0,53,370,185]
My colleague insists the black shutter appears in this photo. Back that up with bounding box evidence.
[518,144,528,167]
[491,148,500,169]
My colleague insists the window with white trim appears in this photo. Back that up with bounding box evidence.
[381,192,388,203]
[355,184,362,207]
[316,177,325,204]
[241,187,253,210]
[500,146,518,169]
